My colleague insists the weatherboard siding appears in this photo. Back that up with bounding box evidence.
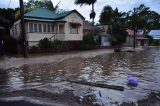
[10,20,21,39]
[64,12,83,41]
[10,9,84,47]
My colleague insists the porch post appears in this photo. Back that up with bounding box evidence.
[28,22,29,32]
[57,23,59,34]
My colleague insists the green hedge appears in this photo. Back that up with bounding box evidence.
[38,38,52,49]
[79,31,97,50]
[38,38,67,51]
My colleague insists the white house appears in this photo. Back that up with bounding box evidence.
[10,8,85,47]
[96,25,111,47]
[125,29,148,46]
[148,30,160,40]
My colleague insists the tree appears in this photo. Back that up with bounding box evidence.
[26,0,58,11]
[99,5,113,25]
[74,0,97,25]
[15,0,59,21]
[99,6,128,26]
[0,8,15,38]
[15,7,32,21]
[99,6,128,45]
[0,8,15,27]
[109,23,127,45]
[126,4,160,31]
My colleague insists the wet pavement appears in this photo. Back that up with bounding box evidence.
[0,47,160,106]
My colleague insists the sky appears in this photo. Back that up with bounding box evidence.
[0,0,160,23]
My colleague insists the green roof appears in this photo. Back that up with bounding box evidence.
[24,8,85,21]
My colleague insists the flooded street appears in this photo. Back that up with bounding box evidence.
[0,47,160,106]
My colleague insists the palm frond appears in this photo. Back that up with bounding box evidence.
[74,0,97,5]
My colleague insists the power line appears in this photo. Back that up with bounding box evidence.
[7,0,11,8]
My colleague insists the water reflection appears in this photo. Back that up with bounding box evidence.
[0,47,160,105]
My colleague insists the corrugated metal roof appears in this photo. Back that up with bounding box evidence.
[24,8,85,21]
[24,8,57,19]
[83,21,93,30]
[148,30,160,36]
[24,17,55,22]
[127,29,144,36]
[148,30,160,39]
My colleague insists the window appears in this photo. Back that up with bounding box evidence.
[34,24,38,32]
[29,23,55,33]
[70,24,79,34]
[43,24,46,32]
[52,25,55,33]
[39,24,42,32]
[59,24,64,34]
[47,24,51,32]
[29,23,33,32]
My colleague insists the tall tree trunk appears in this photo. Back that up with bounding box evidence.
[92,3,94,26]
[91,3,95,41]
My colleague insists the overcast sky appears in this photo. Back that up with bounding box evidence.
[0,0,160,22]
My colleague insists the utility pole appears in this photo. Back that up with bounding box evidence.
[133,8,136,49]
[19,0,28,57]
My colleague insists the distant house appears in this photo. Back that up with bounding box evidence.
[148,30,160,40]
[96,25,111,47]
[83,20,93,35]
[10,8,85,47]
[125,29,148,46]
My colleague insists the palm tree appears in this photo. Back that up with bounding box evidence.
[74,0,97,25]
[99,5,113,25]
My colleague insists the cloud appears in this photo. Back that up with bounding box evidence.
[0,0,159,23]
[51,0,160,23]
[0,0,20,8]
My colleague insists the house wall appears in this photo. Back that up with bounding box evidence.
[26,33,54,46]
[101,36,110,46]
[10,20,21,39]
[64,12,83,41]
[25,21,60,46]
[10,12,84,47]
[125,36,134,46]
[125,36,147,47]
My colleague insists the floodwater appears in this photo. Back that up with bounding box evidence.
[0,47,160,106]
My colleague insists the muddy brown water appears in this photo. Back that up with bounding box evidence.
[0,47,160,106]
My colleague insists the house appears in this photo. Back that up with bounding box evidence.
[148,30,160,40]
[125,29,148,46]
[96,25,111,47]
[10,8,85,47]
[83,20,93,35]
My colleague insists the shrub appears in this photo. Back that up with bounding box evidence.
[108,23,127,46]
[51,40,67,51]
[79,42,93,50]
[29,45,39,53]
[109,36,118,45]
[79,31,95,50]
[151,40,159,46]
[145,35,153,45]
[38,38,52,49]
